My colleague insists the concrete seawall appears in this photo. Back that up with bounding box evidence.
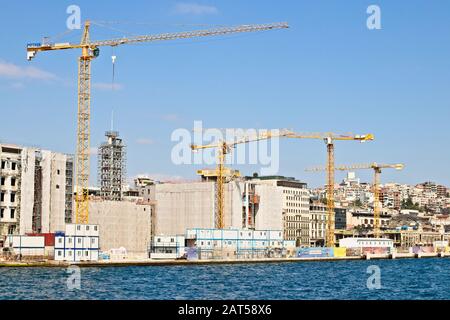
[1,252,448,268]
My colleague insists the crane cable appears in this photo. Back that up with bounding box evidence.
[111,48,117,131]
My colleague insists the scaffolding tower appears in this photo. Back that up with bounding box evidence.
[97,131,126,201]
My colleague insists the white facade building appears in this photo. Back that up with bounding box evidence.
[0,143,73,237]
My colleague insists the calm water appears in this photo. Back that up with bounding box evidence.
[1,258,449,300]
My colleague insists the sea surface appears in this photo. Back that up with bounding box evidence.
[1,258,449,300]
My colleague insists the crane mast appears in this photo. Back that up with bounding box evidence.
[191,130,288,229]
[287,132,374,247]
[307,162,404,239]
[27,21,289,224]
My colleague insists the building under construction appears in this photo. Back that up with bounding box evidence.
[98,131,126,201]
[0,142,74,237]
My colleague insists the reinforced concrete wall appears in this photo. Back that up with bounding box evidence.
[152,182,216,236]
[254,184,283,231]
[223,181,245,229]
[151,181,283,236]
[88,200,152,259]
[48,153,67,233]
[40,151,67,233]
[19,148,36,234]
[40,150,51,233]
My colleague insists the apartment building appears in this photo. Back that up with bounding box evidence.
[249,176,310,246]
[0,143,73,236]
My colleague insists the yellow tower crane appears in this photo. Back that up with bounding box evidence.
[191,130,288,229]
[286,132,374,247]
[26,21,289,224]
[307,162,404,238]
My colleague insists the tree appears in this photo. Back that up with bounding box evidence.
[401,197,421,211]
[353,199,363,208]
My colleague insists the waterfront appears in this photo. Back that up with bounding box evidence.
[0,258,449,300]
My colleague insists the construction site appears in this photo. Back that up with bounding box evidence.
[1,19,450,266]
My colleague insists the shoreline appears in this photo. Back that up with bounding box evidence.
[0,252,447,268]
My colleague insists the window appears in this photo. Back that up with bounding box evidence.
[0,193,4,202]
[10,193,15,203]
[11,162,16,170]
[68,251,72,256]
[56,185,60,189]
[77,251,81,256]
[10,209,15,219]
[0,177,4,185]
[91,238,95,244]
[1,161,5,169]
[58,238,63,243]
[0,208,3,218]
[86,226,90,231]
[58,251,62,256]
[57,169,60,175]
[157,238,161,243]
[85,251,89,256]
[68,238,72,243]
[171,238,174,243]
[77,238,82,244]
[77,225,81,231]
[11,178,16,187]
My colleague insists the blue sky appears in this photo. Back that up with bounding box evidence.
[0,1,449,187]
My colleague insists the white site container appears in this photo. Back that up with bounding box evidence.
[65,249,75,261]
[269,240,283,248]
[81,250,90,261]
[65,236,75,249]
[7,235,45,249]
[283,240,296,249]
[238,240,252,249]
[222,239,237,249]
[74,250,83,262]
[84,225,92,236]
[212,240,222,249]
[55,236,65,249]
[198,229,213,240]
[339,237,394,249]
[74,236,84,249]
[55,249,64,261]
[239,230,254,240]
[92,225,99,236]
[89,237,99,249]
[65,224,76,236]
[151,252,178,259]
[212,229,222,239]
[253,240,268,249]
[269,231,283,241]
[84,224,99,237]
[222,230,239,240]
[253,231,269,240]
[197,238,213,249]
[65,224,85,236]
[74,224,85,236]
[90,250,99,261]
[186,229,197,239]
